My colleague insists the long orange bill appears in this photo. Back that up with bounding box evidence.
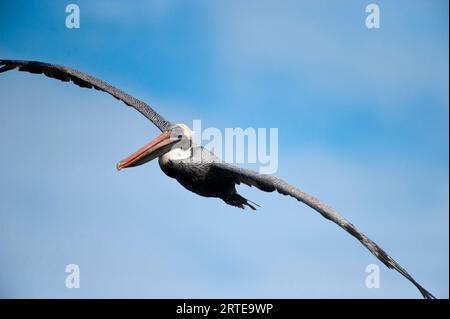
[116,131,178,170]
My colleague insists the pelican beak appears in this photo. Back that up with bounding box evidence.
[116,130,179,170]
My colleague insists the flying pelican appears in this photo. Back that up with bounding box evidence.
[0,59,435,299]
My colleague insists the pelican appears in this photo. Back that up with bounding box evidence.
[0,59,435,299]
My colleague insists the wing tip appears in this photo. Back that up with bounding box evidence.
[0,60,18,73]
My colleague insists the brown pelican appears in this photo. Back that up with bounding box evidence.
[0,59,435,299]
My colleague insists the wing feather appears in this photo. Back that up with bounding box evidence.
[211,162,435,299]
[0,59,172,131]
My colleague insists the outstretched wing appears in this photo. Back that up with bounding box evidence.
[210,161,435,299]
[0,59,172,132]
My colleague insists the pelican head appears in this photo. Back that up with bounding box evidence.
[116,123,192,170]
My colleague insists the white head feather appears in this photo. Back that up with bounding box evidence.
[159,124,193,165]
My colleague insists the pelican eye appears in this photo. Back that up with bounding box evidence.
[177,134,183,139]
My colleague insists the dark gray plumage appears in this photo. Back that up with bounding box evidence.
[159,146,260,210]
[0,59,435,299]
[0,59,171,131]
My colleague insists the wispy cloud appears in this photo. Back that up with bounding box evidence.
[208,0,449,112]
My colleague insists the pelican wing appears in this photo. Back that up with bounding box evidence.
[210,161,435,299]
[0,59,172,131]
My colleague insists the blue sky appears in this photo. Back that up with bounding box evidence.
[0,0,448,298]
